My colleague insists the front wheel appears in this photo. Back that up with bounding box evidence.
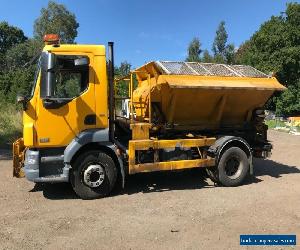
[70,150,117,199]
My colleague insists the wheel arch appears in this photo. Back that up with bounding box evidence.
[64,129,126,187]
[208,136,253,175]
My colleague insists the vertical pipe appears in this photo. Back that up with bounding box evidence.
[108,42,115,141]
[107,42,128,154]
[130,73,134,123]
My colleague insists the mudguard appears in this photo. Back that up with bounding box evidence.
[64,129,126,187]
[208,136,253,175]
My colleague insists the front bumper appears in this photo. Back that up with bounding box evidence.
[24,149,70,183]
[24,149,40,182]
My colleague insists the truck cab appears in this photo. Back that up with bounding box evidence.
[14,36,121,199]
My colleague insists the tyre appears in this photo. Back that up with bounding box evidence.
[70,150,117,199]
[217,147,249,186]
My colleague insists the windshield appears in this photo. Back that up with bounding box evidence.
[30,56,41,97]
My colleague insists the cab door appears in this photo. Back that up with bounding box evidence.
[35,52,95,147]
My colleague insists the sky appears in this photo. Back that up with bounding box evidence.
[0,0,299,67]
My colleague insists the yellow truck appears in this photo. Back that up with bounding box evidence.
[13,35,285,199]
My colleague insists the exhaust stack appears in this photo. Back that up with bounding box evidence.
[107,42,128,153]
[108,42,115,142]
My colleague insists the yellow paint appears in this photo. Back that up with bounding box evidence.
[128,137,216,174]
[131,63,286,129]
[287,117,300,126]
[130,158,215,174]
[13,138,25,177]
[129,137,215,151]
[22,44,108,148]
[130,123,151,140]
[23,122,35,147]
[22,75,38,147]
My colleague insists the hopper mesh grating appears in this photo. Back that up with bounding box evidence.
[155,61,268,78]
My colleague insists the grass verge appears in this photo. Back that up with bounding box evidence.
[0,103,22,148]
[265,119,286,129]
[265,119,300,133]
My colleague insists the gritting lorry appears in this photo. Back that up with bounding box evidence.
[13,35,285,199]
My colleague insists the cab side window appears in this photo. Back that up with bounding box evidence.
[53,55,89,99]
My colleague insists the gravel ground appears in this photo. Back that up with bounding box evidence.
[0,130,299,250]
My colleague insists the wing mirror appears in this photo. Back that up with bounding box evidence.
[41,52,56,98]
[16,94,28,110]
[17,95,26,103]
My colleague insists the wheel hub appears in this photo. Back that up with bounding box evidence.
[225,157,240,177]
[83,164,105,188]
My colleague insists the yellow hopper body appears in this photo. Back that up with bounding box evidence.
[133,61,285,130]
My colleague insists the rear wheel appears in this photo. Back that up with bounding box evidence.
[70,150,117,199]
[206,147,249,186]
[217,147,249,186]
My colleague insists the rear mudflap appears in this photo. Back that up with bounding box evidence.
[13,138,26,177]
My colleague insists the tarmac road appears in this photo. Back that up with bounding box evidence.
[0,130,299,250]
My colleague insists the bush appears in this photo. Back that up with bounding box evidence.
[0,102,22,147]
[264,119,286,128]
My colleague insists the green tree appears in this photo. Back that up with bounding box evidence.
[114,61,132,113]
[0,1,81,104]
[234,41,251,64]
[117,61,131,77]
[275,82,300,115]
[115,61,132,97]
[0,22,35,103]
[6,39,42,69]
[202,49,213,63]
[0,66,36,103]
[0,22,27,54]
[212,21,227,58]
[0,22,27,70]
[0,38,42,103]
[186,37,202,62]
[237,3,300,115]
[212,21,235,64]
[33,1,79,43]
[224,43,235,64]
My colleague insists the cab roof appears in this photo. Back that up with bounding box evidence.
[43,44,106,56]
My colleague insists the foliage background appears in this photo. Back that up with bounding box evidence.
[0,1,299,146]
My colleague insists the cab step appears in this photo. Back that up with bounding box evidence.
[34,174,68,183]
[41,155,64,163]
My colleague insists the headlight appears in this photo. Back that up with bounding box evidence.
[24,150,39,169]
[26,155,38,165]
